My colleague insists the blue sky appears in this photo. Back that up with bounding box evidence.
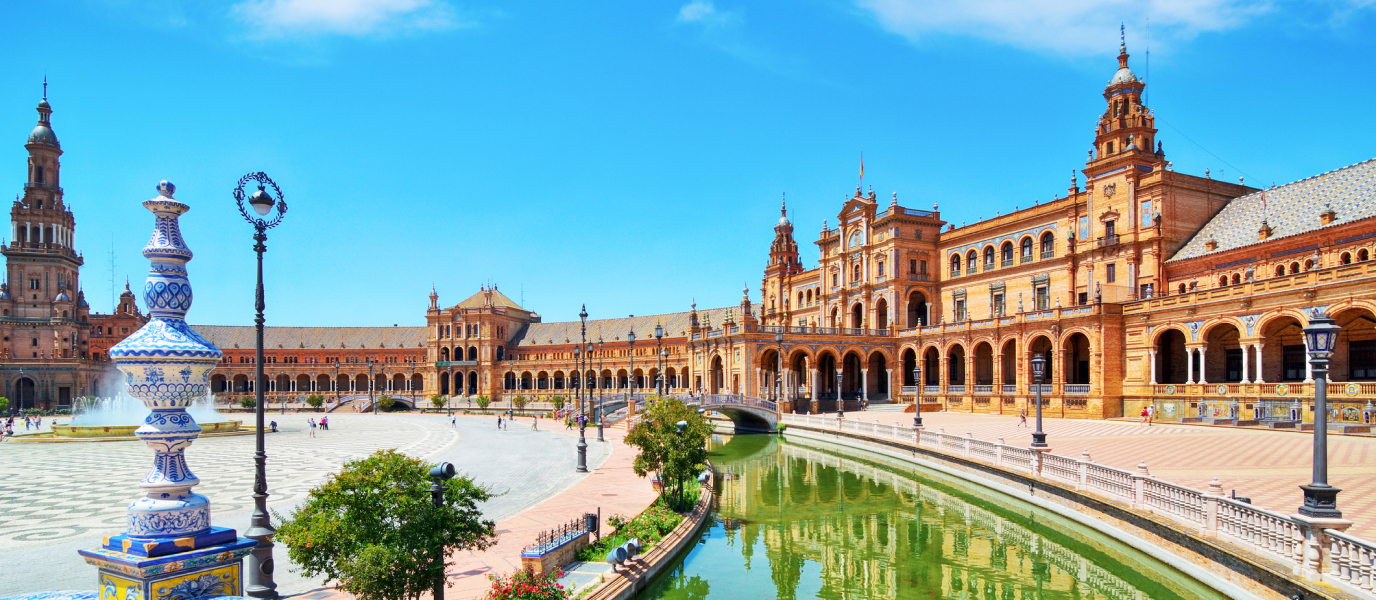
[2,0,1374,328]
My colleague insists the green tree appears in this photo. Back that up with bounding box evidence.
[240,397,256,409]
[550,395,565,411]
[305,395,325,411]
[0,396,9,414]
[429,394,447,410]
[511,395,528,415]
[378,395,395,411]
[475,396,491,410]
[276,450,497,600]
[624,395,711,512]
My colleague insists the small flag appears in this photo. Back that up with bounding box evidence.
[859,152,864,181]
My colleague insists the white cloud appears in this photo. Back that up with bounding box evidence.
[232,0,465,38]
[676,1,741,28]
[855,0,1271,55]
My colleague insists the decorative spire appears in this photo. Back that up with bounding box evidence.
[781,192,787,216]
[42,75,48,101]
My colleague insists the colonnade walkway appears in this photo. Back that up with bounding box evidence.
[829,409,1376,538]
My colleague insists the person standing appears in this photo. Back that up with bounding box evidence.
[497,415,503,430]
[451,415,456,428]
[307,418,317,438]
[1146,403,1155,426]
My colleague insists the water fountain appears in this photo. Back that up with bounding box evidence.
[40,392,243,440]
[76,181,255,600]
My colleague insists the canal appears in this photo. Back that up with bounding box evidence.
[638,433,1230,600]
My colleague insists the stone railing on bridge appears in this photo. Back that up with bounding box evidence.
[779,413,1376,598]
[695,394,778,413]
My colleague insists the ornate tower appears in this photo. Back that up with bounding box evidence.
[0,82,92,408]
[1087,31,1160,173]
[766,194,802,278]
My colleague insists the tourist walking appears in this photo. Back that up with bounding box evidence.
[451,415,456,428]
[1017,408,1028,428]
[1140,406,1149,424]
[531,415,538,431]
[307,418,317,438]
[1146,404,1155,426]
[497,415,503,430]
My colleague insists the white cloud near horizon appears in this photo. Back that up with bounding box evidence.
[231,0,465,39]
[855,0,1274,55]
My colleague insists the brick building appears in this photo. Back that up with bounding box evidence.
[20,39,1376,422]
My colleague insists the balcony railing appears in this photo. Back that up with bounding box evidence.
[1065,384,1090,394]
[1001,385,1017,394]
[923,385,941,394]
[1030,384,1053,394]
[1040,250,1055,259]
[1095,234,1120,248]
[973,385,993,394]
[903,208,935,217]
[1001,259,1013,268]
[1021,254,1034,264]
[948,384,966,393]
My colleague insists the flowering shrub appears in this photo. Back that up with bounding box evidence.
[576,498,685,562]
[485,567,568,600]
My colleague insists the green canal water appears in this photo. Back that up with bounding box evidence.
[637,433,1230,600]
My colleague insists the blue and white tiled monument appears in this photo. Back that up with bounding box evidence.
[79,182,255,600]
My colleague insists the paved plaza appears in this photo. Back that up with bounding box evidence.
[837,409,1376,538]
[0,412,610,597]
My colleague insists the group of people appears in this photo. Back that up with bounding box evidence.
[1,415,42,440]
[306,416,328,437]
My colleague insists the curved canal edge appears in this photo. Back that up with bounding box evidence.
[782,422,1349,600]
[582,472,716,600]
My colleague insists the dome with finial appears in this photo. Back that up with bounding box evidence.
[1108,25,1138,86]
[28,78,58,148]
[776,193,791,228]
[55,291,71,302]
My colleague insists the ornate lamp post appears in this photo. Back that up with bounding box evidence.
[912,365,923,428]
[368,357,376,415]
[1300,312,1343,518]
[446,364,453,417]
[836,370,844,418]
[654,323,664,396]
[580,306,588,413]
[659,349,668,396]
[575,342,587,473]
[627,327,637,402]
[236,172,287,599]
[428,462,456,600]
[333,361,340,408]
[597,336,604,407]
[1031,353,1048,449]
[775,332,783,403]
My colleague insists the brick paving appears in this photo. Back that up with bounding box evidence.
[831,409,1376,538]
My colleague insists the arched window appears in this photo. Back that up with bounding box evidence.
[1341,252,1352,265]
[1020,237,1033,260]
[966,251,977,272]
[1040,233,1054,257]
[1001,242,1014,265]
[951,255,961,276]
[1232,274,1241,285]
[1275,265,1285,277]
[1177,283,1186,295]
[1219,276,1228,287]
[1304,259,1314,271]
[1361,248,1371,262]
[983,246,995,269]
[853,263,861,282]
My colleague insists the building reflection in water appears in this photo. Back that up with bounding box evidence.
[641,433,1226,600]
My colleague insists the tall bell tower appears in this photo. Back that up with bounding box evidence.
[0,81,93,409]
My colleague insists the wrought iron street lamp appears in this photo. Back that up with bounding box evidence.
[234,171,287,599]
[1300,311,1343,518]
[428,462,456,600]
[368,357,376,415]
[912,365,923,428]
[579,306,588,415]
[775,332,783,403]
[627,328,636,402]
[836,370,844,418]
[446,365,453,417]
[596,336,604,407]
[1031,353,1048,448]
[333,361,340,408]
[575,342,587,473]
[659,349,668,397]
[654,323,664,396]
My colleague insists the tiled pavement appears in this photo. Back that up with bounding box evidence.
[831,410,1376,538]
[0,413,608,598]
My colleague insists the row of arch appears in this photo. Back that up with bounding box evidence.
[950,232,1055,277]
[498,367,692,391]
[437,346,507,361]
[1149,304,1376,384]
[1178,248,1374,295]
[211,372,425,394]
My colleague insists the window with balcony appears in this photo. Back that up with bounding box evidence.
[1001,242,1014,267]
[954,299,967,321]
[983,246,995,270]
[993,293,1004,316]
[1040,233,1055,259]
[1021,237,1033,261]
[950,255,961,277]
[966,251,978,273]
